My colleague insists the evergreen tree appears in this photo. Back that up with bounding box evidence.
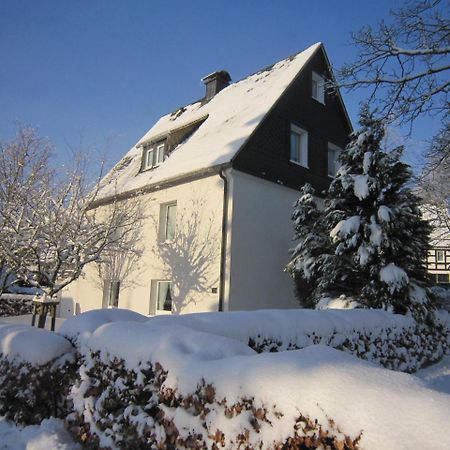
[324,110,432,316]
[288,110,433,317]
[286,184,335,307]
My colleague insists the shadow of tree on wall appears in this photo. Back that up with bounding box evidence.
[94,198,147,306]
[152,197,220,314]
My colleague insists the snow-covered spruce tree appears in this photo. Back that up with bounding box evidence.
[324,110,432,316]
[286,184,338,307]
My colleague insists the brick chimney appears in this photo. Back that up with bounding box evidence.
[202,71,231,101]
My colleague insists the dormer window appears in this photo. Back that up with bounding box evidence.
[312,71,325,104]
[143,142,165,170]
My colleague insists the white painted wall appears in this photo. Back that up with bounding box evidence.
[63,174,224,316]
[227,170,300,310]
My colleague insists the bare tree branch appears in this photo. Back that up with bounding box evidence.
[336,0,449,128]
[0,126,143,298]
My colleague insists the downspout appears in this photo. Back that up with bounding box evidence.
[218,167,230,312]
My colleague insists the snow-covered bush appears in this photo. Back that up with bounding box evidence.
[66,323,361,449]
[431,285,450,311]
[59,308,148,345]
[66,320,450,450]
[249,318,449,373]
[150,309,449,373]
[0,293,33,317]
[0,323,77,425]
[68,352,361,450]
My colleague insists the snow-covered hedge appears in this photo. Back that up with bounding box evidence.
[67,323,361,449]
[432,286,450,311]
[0,294,34,317]
[66,320,450,450]
[2,307,449,447]
[0,323,77,425]
[150,309,449,372]
[59,308,148,345]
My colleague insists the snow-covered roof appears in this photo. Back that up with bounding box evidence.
[98,43,322,199]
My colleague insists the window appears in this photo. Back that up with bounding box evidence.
[312,72,325,104]
[156,143,165,164]
[290,124,308,168]
[143,142,165,170]
[102,280,120,308]
[149,280,173,314]
[157,281,173,311]
[436,250,445,263]
[437,273,449,284]
[159,202,177,242]
[327,143,342,177]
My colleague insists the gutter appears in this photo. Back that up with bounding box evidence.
[218,167,230,312]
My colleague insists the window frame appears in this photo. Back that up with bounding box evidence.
[155,143,165,166]
[436,273,450,284]
[327,142,342,178]
[311,71,325,104]
[156,280,173,312]
[142,141,165,171]
[149,279,173,314]
[436,249,445,263]
[159,201,177,243]
[290,124,309,168]
[102,280,120,308]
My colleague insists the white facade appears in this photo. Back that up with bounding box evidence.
[225,170,299,310]
[63,174,225,316]
[62,169,302,316]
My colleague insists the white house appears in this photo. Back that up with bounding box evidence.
[62,42,353,316]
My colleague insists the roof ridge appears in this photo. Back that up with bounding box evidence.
[237,42,322,83]
[163,42,322,119]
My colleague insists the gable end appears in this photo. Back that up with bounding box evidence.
[232,45,352,195]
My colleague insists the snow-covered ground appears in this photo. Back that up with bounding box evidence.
[415,355,450,395]
[0,417,80,450]
[0,314,66,332]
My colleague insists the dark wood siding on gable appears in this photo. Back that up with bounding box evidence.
[232,49,351,196]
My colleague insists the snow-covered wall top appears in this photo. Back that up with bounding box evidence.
[98,43,321,199]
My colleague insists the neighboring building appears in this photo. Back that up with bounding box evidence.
[426,212,450,286]
[62,42,352,316]
[427,247,450,285]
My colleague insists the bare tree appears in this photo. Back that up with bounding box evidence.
[424,122,450,171]
[0,126,141,298]
[0,127,52,295]
[418,124,450,238]
[338,0,449,129]
[337,0,449,242]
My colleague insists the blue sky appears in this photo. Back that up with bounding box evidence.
[0,0,438,170]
